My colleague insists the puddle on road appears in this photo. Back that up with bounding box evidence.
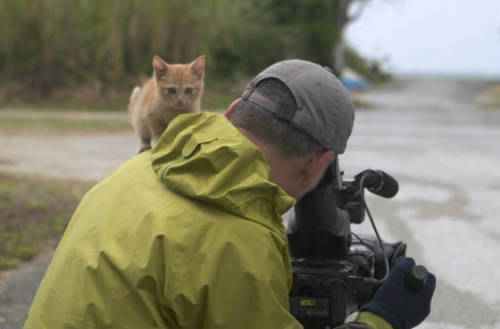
[0,158,16,166]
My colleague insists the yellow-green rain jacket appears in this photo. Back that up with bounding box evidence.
[24,112,391,329]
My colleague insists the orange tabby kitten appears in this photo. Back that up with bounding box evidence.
[129,55,205,152]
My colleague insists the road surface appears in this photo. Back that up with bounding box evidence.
[1,77,499,328]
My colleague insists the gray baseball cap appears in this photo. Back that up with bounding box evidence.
[241,59,355,154]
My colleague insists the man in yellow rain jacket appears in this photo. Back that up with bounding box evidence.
[24,60,435,329]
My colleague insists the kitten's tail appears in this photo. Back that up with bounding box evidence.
[130,86,141,103]
[128,86,141,122]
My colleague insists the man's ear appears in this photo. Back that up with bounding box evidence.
[225,98,241,119]
[301,150,335,188]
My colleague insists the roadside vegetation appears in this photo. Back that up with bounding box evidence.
[0,173,93,269]
[477,84,500,109]
[344,46,391,85]
[0,0,389,109]
[0,110,132,136]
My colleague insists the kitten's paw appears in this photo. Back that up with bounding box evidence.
[138,146,152,153]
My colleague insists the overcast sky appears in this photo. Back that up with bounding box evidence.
[345,0,500,77]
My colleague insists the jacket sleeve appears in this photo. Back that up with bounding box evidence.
[334,312,393,329]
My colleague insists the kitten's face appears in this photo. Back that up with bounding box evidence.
[153,55,205,110]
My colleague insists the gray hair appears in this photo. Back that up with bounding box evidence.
[230,78,323,157]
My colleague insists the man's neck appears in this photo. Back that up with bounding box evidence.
[235,127,308,199]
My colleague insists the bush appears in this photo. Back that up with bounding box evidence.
[0,0,387,101]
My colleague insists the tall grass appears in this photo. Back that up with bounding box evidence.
[0,0,271,95]
[0,0,385,100]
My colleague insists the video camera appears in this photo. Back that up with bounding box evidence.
[287,158,422,328]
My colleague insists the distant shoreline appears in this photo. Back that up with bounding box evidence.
[393,71,500,81]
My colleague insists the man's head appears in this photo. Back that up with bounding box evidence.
[226,59,355,199]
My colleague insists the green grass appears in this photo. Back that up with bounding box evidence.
[203,91,238,112]
[351,93,374,109]
[0,98,130,111]
[477,84,500,109]
[0,173,94,269]
[0,84,240,113]
[0,112,132,135]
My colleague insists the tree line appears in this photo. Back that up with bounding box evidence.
[0,0,385,98]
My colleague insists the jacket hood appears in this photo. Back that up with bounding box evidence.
[151,112,295,234]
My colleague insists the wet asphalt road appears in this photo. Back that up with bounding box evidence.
[342,78,500,329]
[0,77,499,328]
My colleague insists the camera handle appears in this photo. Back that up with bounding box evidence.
[404,265,429,291]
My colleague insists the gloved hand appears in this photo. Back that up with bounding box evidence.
[360,257,436,329]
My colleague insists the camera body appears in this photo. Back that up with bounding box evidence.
[287,161,406,328]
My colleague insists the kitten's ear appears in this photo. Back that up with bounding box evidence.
[190,55,205,80]
[153,55,169,79]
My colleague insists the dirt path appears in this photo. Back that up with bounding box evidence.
[0,134,136,181]
[0,252,53,329]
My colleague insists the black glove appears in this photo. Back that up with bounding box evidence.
[360,257,436,329]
